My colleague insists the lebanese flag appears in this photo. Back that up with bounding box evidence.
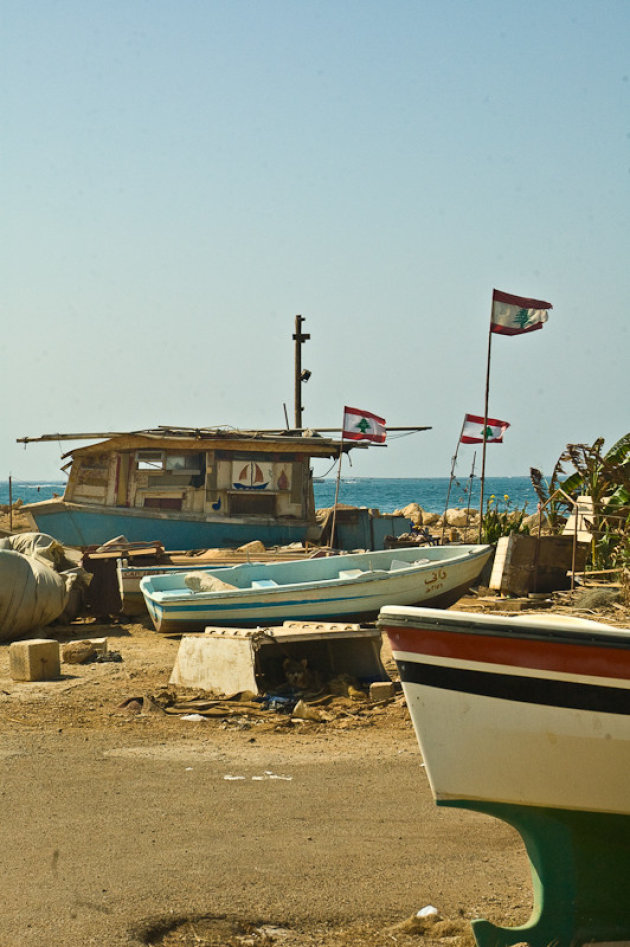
[342,406,387,443]
[491,289,552,336]
[461,413,510,444]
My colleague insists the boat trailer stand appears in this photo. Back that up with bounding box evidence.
[444,799,630,947]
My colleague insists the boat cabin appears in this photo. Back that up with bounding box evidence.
[19,427,359,549]
[64,431,328,521]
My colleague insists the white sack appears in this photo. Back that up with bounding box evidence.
[0,549,70,641]
[184,572,237,593]
[0,532,80,570]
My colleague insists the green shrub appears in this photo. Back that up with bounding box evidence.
[481,494,530,544]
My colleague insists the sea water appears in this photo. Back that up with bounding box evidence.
[1,476,537,516]
[314,476,537,513]
[0,481,65,508]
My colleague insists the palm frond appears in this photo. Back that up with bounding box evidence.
[605,432,630,465]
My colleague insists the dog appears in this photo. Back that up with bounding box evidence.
[282,657,323,694]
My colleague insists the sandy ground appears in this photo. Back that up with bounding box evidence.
[0,606,542,947]
[1,508,627,946]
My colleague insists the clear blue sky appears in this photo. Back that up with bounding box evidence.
[3,0,628,482]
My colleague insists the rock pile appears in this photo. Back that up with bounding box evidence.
[393,502,546,544]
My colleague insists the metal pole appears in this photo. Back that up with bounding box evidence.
[478,312,494,541]
[466,451,477,528]
[330,441,344,551]
[571,496,578,592]
[292,314,310,429]
[442,420,464,543]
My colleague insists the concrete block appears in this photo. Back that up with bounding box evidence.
[9,639,61,682]
[88,637,108,657]
[369,681,395,701]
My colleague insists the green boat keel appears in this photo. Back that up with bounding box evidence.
[441,799,630,947]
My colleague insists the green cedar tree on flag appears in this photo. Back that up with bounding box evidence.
[491,289,552,336]
[461,413,510,444]
[342,406,387,443]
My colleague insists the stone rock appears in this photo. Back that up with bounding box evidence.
[369,681,396,701]
[400,503,423,525]
[122,699,143,715]
[237,540,266,554]
[422,512,441,526]
[62,641,97,665]
[445,508,472,527]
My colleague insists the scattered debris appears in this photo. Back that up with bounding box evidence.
[416,905,439,918]
[292,699,326,722]
[574,587,620,610]
[117,696,144,715]
[223,772,292,782]
[62,638,121,664]
[143,683,401,730]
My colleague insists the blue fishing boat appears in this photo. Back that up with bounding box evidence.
[117,546,326,616]
[140,543,492,632]
[17,426,365,549]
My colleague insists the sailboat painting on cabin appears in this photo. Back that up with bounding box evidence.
[232,461,273,491]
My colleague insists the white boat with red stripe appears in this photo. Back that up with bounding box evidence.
[378,605,630,947]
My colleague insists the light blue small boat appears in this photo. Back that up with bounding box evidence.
[140,544,493,632]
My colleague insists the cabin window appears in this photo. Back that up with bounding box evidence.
[136,451,164,471]
[229,492,277,516]
[165,453,202,474]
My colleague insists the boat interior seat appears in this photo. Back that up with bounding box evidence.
[251,578,279,589]
[157,589,195,599]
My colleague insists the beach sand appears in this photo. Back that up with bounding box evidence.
[0,509,625,946]
[0,611,537,947]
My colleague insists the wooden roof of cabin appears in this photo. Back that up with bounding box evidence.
[61,429,355,460]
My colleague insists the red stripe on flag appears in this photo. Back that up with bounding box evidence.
[492,288,552,310]
[464,413,510,428]
[491,321,545,336]
[343,406,386,426]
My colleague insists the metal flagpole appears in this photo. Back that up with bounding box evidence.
[441,418,465,544]
[330,429,345,551]
[478,307,494,541]
[466,451,476,528]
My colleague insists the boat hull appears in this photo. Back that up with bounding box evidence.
[142,546,493,633]
[380,609,630,814]
[378,605,630,947]
[379,606,630,814]
[117,550,324,616]
[23,499,311,549]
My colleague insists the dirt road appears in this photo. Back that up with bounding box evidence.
[0,619,535,947]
